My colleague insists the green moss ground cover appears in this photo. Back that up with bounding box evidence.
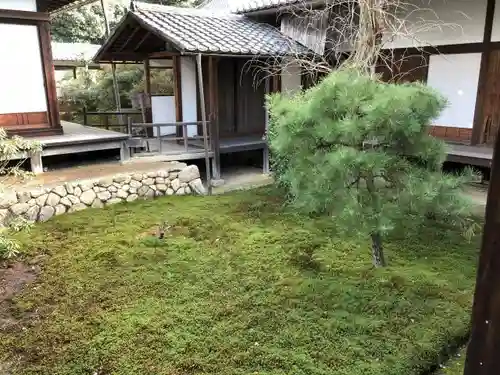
[1,188,478,375]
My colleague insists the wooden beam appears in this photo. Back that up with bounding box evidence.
[38,21,62,133]
[144,58,151,98]
[118,25,141,52]
[463,129,500,375]
[173,56,183,123]
[208,56,221,180]
[471,0,496,145]
[134,31,151,52]
[149,51,182,58]
[0,9,50,23]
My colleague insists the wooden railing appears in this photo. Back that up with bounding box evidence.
[83,108,144,132]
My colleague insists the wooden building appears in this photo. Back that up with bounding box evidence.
[0,0,93,137]
[94,1,311,177]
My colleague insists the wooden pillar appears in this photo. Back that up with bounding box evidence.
[38,20,62,133]
[464,129,500,375]
[471,0,496,145]
[173,55,183,139]
[208,56,221,180]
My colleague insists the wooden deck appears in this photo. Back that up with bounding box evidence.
[447,143,493,168]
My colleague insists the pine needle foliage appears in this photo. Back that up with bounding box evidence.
[267,69,477,267]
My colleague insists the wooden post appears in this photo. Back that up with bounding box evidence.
[173,56,183,123]
[263,76,271,174]
[83,107,88,126]
[196,54,213,195]
[464,128,500,375]
[208,56,221,180]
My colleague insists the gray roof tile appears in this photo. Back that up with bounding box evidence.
[52,42,101,62]
[131,2,311,56]
[232,0,300,13]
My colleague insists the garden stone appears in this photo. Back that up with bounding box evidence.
[67,195,80,205]
[0,209,10,227]
[130,180,142,188]
[27,198,36,207]
[176,188,186,196]
[113,175,129,183]
[53,186,67,197]
[69,203,87,212]
[138,186,149,197]
[185,185,192,195]
[166,188,174,196]
[97,191,111,202]
[39,206,55,222]
[79,183,93,192]
[111,192,117,199]
[157,171,168,178]
[168,172,178,180]
[35,194,48,207]
[157,184,167,192]
[151,185,157,191]
[126,194,138,202]
[155,190,163,197]
[122,184,130,192]
[107,198,122,205]
[171,178,181,191]
[46,193,60,207]
[179,165,200,183]
[74,187,82,197]
[25,206,40,222]
[143,178,155,186]
[55,205,66,216]
[30,189,44,198]
[155,177,165,184]
[108,186,118,193]
[0,192,18,209]
[93,187,100,193]
[10,203,30,216]
[98,178,113,187]
[116,189,128,199]
[60,197,72,207]
[80,190,96,205]
[91,199,104,208]
[145,189,155,198]
[17,191,31,204]
[65,183,74,195]
[112,182,121,188]
[189,179,206,195]
[129,187,137,194]
[132,173,143,181]
[146,171,157,178]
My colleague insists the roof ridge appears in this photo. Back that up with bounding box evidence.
[132,1,240,18]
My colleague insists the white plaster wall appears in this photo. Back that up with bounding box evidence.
[0,0,36,11]
[0,23,47,114]
[180,56,198,137]
[427,53,481,129]
[152,95,176,136]
[384,0,487,48]
[281,61,302,95]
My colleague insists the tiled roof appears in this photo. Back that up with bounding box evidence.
[130,2,311,56]
[232,0,301,13]
[52,42,101,62]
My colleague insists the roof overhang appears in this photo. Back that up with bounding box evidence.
[235,0,322,16]
[43,0,97,16]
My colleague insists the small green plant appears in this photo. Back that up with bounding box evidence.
[268,69,477,267]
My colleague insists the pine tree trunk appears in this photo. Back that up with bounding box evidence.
[371,231,386,267]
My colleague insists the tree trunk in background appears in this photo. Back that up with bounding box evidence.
[371,232,386,267]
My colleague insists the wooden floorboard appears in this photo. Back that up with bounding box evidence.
[446,143,493,167]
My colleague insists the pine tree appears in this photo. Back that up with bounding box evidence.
[268,69,476,267]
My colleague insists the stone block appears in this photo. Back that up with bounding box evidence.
[53,186,67,197]
[39,206,55,222]
[126,194,138,202]
[178,165,200,183]
[80,190,97,205]
[0,192,18,209]
[46,193,61,207]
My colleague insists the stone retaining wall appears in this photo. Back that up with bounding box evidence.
[0,164,205,226]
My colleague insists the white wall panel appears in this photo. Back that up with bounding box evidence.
[427,53,481,129]
[152,96,176,136]
[180,56,198,137]
[0,23,47,114]
[0,0,37,11]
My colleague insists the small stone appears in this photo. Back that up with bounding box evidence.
[113,175,129,183]
[116,189,128,199]
[25,206,40,221]
[178,165,200,183]
[17,191,31,204]
[171,178,181,191]
[155,190,163,197]
[53,186,67,197]
[145,189,155,198]
[156,184,168,192]
[91,199,104,208]
[107,198,123,205]
[46,193,61,207]
[176,188,186,196]
[69,203,87,212]
[111,192,117,199]
[55,204,66,216]
[79,183,93,192]
[0,192,18,209]
[185,185,192,195]
[93,187,100,193]
[65,183,74,195]
[157,171,168,178]
[126,194,138,202]
[132,173,143,181]
[181,182,187,188]
[108,186,118,193]
[27,198,36,206]
[130,180,142,188]
[30,189,45,198]
[168,172,178,180]
[80,190,97,205]
[97,191,112,201]
[155,177,165,184]
[138,185,149,197]
[39,206,55,222]
[166,188,175,196]
[112,182,121,188]
[67,195,80,204]
[146,171,157,178]
[10,203,30,216]
[74,187,82,197]
[129,187,137,194]
[151,185,157,191]
[143,178,155,186]
[122,184,130,192]
[189,178,206,195]
[0,209,10,227]
[60,197,72,207]
[36,194,48,207]
[98,178,113,187]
